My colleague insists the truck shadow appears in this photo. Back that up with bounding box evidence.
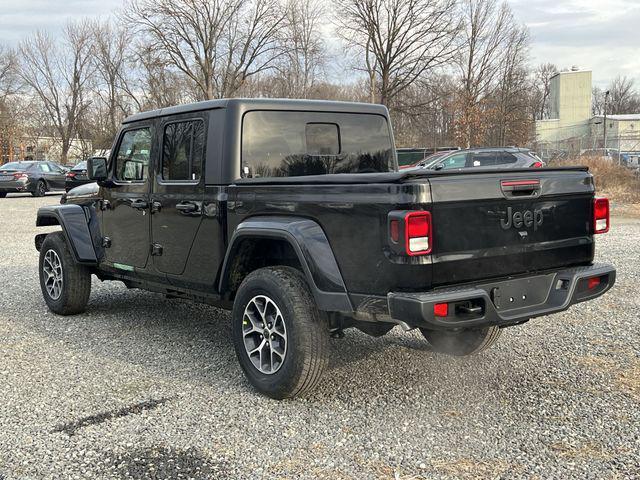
[21,280,514,402]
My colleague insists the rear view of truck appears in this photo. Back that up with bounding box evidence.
[387,168,615,355]
[224,99,615,398]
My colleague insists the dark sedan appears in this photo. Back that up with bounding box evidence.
[0,161,67,197]
[65,161,94,192]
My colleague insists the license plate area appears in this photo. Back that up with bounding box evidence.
[481,273,554,311]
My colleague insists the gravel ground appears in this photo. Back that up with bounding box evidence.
[0,193,638,480]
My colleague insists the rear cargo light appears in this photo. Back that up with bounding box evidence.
[593,197,609,234]
[587,276,601,290]
[405,211,432,255]
[433,303,448,317]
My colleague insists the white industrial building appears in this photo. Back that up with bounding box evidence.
[535,69,640,159]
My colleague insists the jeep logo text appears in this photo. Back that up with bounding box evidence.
[500,206,543,231]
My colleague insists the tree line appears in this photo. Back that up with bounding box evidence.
[1,0,639,164]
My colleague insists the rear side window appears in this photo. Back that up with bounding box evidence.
[470,152,517,167]
[39,163,52,173]
[162,120,205,181]
[241,111,393,177]
[496,152,517,165]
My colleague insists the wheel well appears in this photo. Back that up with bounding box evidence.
[36,215,60,227]
[224,237,303,301]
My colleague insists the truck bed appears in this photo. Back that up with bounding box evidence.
[228,167,596,305]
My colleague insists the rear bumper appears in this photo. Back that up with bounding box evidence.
[388,263,616,330]
[0,180,31,192]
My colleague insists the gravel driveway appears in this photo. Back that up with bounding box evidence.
[0,193,638,479]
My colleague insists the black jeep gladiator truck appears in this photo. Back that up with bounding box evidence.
[35,99,615,399]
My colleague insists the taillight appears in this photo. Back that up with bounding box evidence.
[67,172,76,178]
[532,161,543,168]
[13,173,28,181]
[388,210,433,256]
[406,212,431,255]
[593,197,609,234]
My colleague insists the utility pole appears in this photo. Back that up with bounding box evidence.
[603,90,610,150]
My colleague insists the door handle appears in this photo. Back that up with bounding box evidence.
[175,201,199,214]
[150,201,162,214]
[130,198,148,210]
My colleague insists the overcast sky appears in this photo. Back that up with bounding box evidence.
[0,0,638,88]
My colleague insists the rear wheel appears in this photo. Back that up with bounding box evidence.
[39,232,91,315]
[32,180,47,197]
[232,267,329,399]
[0,192,6,198]
[420,326,502,356]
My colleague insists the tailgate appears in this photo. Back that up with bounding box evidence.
[427,169,595,286]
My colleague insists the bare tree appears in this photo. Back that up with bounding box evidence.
[124,0,287,100]
[455,0,520,147]
[91,20,136,146]
[18,21,95,164]
[607,75,640,114]
[336,0,460,107]
[277,0,326,98]
[592,86,605,116]
[0,45,19,102]
[0,46,22,163]
[489,24,532,146]
[531,62,558,120]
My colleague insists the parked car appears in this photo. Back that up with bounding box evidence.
[0,161,67,197]
[65,161,94,192]
[35,99,614,399]
[417,147,544,170]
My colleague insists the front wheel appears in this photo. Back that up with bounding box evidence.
[39,232,91,315]
[232,267,329,399]
[420,326,502,356]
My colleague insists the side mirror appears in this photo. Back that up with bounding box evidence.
[434,163,444,171]
[87,157,108,182]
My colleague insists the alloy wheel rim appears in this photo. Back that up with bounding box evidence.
[43,249,63,300]
[38,182,45,195]
[242,295,287,375]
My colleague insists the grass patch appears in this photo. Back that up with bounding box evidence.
[554,156,640,203]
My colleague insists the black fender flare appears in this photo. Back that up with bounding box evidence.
[219,216,353,312]
[36,204,99,265]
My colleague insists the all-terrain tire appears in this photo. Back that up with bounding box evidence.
[32,180,47,197]
[39,232,91,315]
[420,326,502,356]
[232,266,329,399]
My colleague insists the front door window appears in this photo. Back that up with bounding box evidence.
[115,128,151,182]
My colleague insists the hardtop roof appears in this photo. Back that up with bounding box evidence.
[123,98,389,124]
